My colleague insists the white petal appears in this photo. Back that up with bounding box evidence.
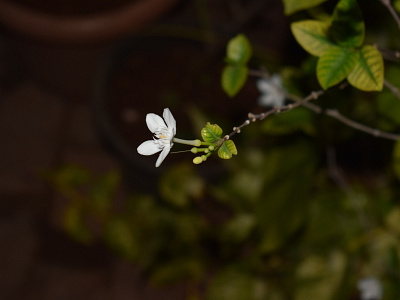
[163,108,176,135]
[258,94,274,106]
[256,78,272,93]
[146,113,166,133]
[137,140,161,155]
[155,145,171,167]
[271,74,282,87]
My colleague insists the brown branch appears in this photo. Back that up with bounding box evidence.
[325,109,400,140]
[384,78,400,100]
[224,88,400,142]
[380,0,400,30]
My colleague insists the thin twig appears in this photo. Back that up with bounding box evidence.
[380,0,400,30]
[223,89,325,140]
[376,45,400,62]
[224,88,400,141]
[384,78,400,100]
[325,109,400,140]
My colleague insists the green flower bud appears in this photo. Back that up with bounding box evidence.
[193,157,203,164]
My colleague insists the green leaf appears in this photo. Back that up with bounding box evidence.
[159,163,204,207]
[226,34,252,64]
[395,0,400,13]
[51,165,90,191]
[63,204,92,244]
[151,258,204,285]
[218,140,238,159]
[347,45,384,91]
[221,65,248,97]
[330,0,365,47]
[317,46,359,89]
[386,206,400,236]
[295,252,347,300]
[103,218,138,261]
[393,140,400,181]
[90,171,119,215]
[207,268,266,300]
[221,214,256,243]
[283,0,328,15]
[201,122,223,143]
[291,20,335,57]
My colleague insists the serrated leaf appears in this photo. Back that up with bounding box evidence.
[218,140,238,159]
[317,46,359,89]
[222,65,248,97]
[347,45,383,91]
[226,34,252,64]
[201,122,223,143]
[291,20,335,57]
[283,0,328,15]
[330,0,364,47]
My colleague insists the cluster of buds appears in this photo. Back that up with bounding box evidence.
[137,109,237,167]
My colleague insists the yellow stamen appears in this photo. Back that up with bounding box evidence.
[160,135,166,139]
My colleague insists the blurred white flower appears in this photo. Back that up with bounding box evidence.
[357,277,382,300]
[137,108,176,167]
[256,74,285,108]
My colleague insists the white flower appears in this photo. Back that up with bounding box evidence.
[357,277,382,300]
[256,74,285,108]
[137,108,176,167]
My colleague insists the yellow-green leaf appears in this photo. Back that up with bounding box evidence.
[201,122,223,143]
[283,0,328,15]
[347,45,384,91]
[226,34,252,64]
[221,65,248,97]
[291,20,335,57]
[218,140,238,159]
[317,46,359,89]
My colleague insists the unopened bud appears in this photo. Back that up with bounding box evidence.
[193,157,203,164]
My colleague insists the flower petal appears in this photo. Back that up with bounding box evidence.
[258,94,274,106]
[146,113,166,133]
[271,74,282,87]
[163,108,176,135]
[155,145,171,167]
[256,78,272,93]
[137,140,161,156]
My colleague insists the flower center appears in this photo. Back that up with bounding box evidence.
[153,126,173,149]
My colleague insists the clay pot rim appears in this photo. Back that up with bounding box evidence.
[0,0,180,43]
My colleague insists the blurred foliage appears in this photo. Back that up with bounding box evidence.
[48,0,400,299]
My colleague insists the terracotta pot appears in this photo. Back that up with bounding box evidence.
[0,0,180,43]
